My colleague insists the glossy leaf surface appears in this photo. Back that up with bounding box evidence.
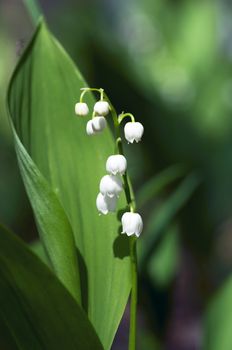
[0,225,103,350]
[7,20,130,349]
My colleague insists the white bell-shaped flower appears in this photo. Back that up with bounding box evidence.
[96,193,117,214]
[86,117,106,135]
[86,120,96,135]
[75,102,89,116]
[124,122,144,143]
[121,212,143,237]
[106,155,127,175]
[100,175,123,198]
[92,116,106,131]
[94,100,110,116]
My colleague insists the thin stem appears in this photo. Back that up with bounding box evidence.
[100,88,104,100]
[80,87,101,92]
[91,111,96,120]
[118,113,135,124]
[80,87,101,102]
[103,91,137,350]
[22,0,42,25]
[129,237,137,350]
[102,91,119,133]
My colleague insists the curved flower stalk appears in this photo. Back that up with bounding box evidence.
[75,87,144,350]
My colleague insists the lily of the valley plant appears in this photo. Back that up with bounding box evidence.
[6,12,145,348]
[75,87,144,348]
[75,88,144,236]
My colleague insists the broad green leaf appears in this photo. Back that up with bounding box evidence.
[22,0,42,25]
[147,223,179,288]
[0,224,103,350]
[7,19,130,349]
[203,276,232,350]
[138,173,201,268]
[136,164,186,208]
[30,239,50,266]
[12,128,81,303]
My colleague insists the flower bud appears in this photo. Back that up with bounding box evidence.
[86,120,96,135]
[106,155,127,175]
[96,193,117,214]
[124,122,144,143]
[75,102,89,116]
[121,212,143,237]
[86,117,106,135]
[92,116,107,132]
[94,101,110,116]
[100,175,123,198]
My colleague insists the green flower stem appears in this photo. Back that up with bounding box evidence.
[80,87,102,102]
[129,236,137,350]
[118,113,135,124]
[80,88,138,349]
[102,91,120,134]
[103,92,138,350]
[22,0,42,25]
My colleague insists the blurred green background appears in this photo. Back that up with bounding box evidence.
[2,0,232,349]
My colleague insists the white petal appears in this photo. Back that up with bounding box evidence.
[96,193,117,214]
[106,154,127,175]
[92,116,107,131]
[124,122,144,143]
[121,212,143,237]
[75,102,89,116]
[133,213,143,237]
[86,120,96,135]
[96,193,108,214]
[133,122,144,142]
[94,101,110,116]
[121,212,132,224]
[100,175,123,197]
[106,196,118,212]
[124,122,135,143]
[122,229,134,236]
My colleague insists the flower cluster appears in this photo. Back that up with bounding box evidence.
[75,88,144,237]
[75,100,109,135]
